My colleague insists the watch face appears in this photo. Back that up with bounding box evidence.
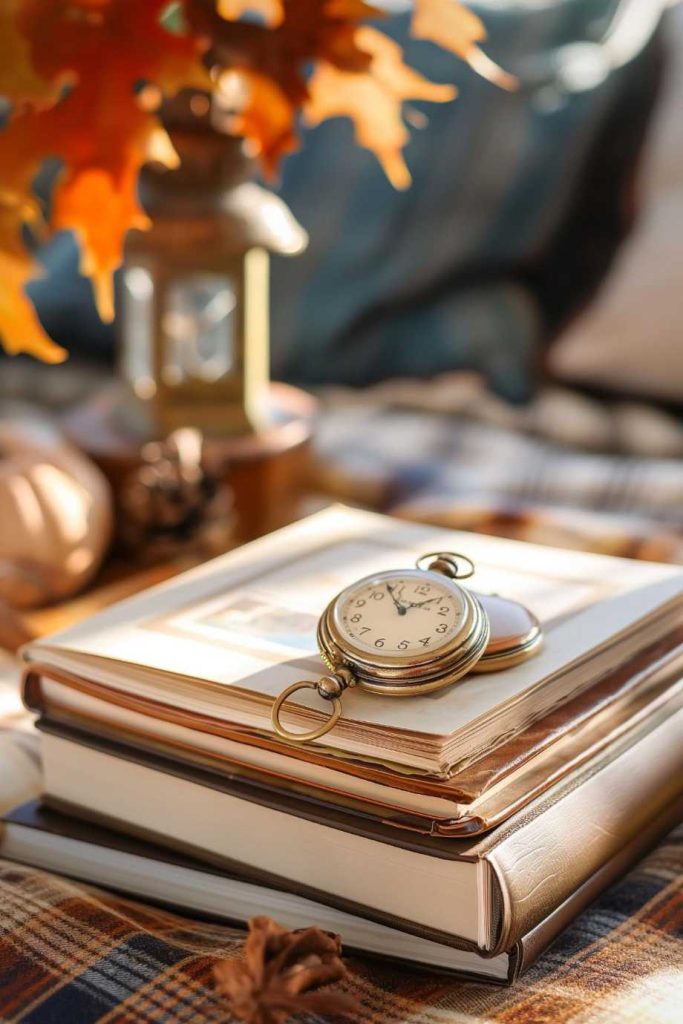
[334,570,467,659]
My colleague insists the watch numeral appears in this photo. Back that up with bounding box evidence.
[438,606,449,616]
[374,638,386,647]
[397,639,409,650]
[419,636,432,646]
[370,590,385,601]
[359,627,371,635]
[355,599,366,607]
[350,613,362,623]
[436,623,448,633]
[414,584,431,596]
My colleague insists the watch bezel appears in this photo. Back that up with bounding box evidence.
[318,568,490,696]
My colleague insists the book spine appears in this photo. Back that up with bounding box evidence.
[507,791,683,979]
[485,700,683,956]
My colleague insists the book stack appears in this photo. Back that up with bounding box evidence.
[6,507,683,982]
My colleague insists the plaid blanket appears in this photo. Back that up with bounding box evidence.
[313,381,683,562]
[0,827,680,1024]
[2,378,683,1021]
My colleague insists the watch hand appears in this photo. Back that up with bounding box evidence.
[407,596,441,609]
[386,583,408,615]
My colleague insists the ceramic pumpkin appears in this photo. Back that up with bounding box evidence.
[0,410,113,607]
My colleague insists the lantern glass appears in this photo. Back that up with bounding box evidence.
[162,272,237,386]
[121,266,156,399]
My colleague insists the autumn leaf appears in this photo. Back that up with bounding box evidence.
[217,0,284,27]
[219,70,298,176]
[323,0,386,23]
[0,250,66,363]
[306,26,455,188]
[0,188,62,362]
[0,1,58,107]
[0,0,207,358]
[200,0,514,185]
[0,118,62,357]
[412,0,517,90]
[0,97,167,337]
[187,0,389,168]
[0,0,512,363]
[53,165,152,323]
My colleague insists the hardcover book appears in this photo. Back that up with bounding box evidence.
[2,793,678,984]
[22,506,683,776]
[24,631,683,835]
[33,699,683,960]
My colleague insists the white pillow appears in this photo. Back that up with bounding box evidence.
[551,8,683,402]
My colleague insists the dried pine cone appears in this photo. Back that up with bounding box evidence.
[214,916,358,1024]
[119,427,234,558]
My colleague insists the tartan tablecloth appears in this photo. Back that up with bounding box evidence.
[312,380,683,564]
[2,401,683,1022]
[0,826,680,1024]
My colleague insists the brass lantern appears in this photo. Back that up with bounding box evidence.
[120,94,307,439]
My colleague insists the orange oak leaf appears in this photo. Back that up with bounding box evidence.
[53,164,151,323]
[0,0,208,357]
[0,0,510,362]
[0,173,63,362]
[220,70,298,176]
[217,0,284,28]
[0,93,170,334]
[187,0,388,168]
[412,0,517,90]
[323,0,386,25]
[0,250,66,363]
[305,25,455,188]
[0,115,64,357]
[0,1,58,107]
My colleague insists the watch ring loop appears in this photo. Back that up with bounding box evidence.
[416,551,476,580]
[271,680,342,742]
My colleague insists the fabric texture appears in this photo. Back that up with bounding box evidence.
[0,827,680,1023]
[312,378,683,561]
[1,655,681,1020]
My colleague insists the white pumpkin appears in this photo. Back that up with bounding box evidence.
[0,409,113,607]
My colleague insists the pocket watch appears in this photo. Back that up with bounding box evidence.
[272,552,542,744]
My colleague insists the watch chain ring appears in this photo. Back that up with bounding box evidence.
[271,680,343,742]
[416,551,476,580]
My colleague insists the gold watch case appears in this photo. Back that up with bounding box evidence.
[317,568,490,696]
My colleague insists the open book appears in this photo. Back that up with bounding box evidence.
[23,506,683,775]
